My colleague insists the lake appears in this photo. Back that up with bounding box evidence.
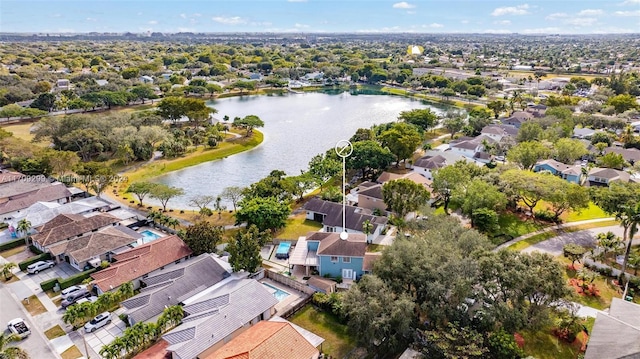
[150,90,450,209]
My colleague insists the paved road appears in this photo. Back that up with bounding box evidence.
[0,285,59,359]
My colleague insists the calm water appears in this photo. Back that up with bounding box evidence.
[150,90,449,209]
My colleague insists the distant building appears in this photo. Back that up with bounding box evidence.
[139,75,154,84]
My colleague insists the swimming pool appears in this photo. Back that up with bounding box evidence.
[263,283,290,301]
[140,230,161,243]
[275,241,291,259]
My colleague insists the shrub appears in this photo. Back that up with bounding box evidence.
[18,252,52,271]
[0,237,25,252]
[28,244,43,255]
[58,268,97,290]
[534,210,557,222]
[0,222,8,230]
[335,275,343,284]
[40,278,60,292]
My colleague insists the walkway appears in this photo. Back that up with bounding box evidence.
[495,217,615,251]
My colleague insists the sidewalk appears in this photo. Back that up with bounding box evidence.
[495,217,615,251]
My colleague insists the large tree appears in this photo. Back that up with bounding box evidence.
[307,152,341,189]
[221,186,244,212]
[382,179,431,217]
[126,182,158,207]
[226,225,264,273]
[347,140,394,179]
[553,138,588,164]
[149,184,185,212]
[235,196,290,232]
[181,221,224,255]
[233,115,264,136]
[379,122,422,167]
[452,179,507,217]
[500,169,554,213]
[398,108,439,132]
[506,141,551,170]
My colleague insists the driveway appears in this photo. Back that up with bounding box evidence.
[522,226,626,256]
[81,308,127,355]
[0,286,59,359]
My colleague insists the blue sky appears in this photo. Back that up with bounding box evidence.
[1,0,639,34]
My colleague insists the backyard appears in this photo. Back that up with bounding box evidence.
[276,213,323,240]
[290,305,357,358]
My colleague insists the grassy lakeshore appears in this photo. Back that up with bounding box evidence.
[117,130,263,193]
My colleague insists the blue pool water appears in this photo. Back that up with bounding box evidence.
[263,283,290,301]
[275,241,291,259]
[140,230,161,244]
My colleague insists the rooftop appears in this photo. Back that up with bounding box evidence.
[32,212,120,247]
[47,225,141,263]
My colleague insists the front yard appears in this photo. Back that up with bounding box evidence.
[290,305,357,358]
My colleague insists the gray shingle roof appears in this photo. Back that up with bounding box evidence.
[121,254,231,324]
[584,299,640,359]
[163,279,279,359]
[304,198,387,233]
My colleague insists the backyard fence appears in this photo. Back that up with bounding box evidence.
[265,270,316,295]
[279,295,313,319]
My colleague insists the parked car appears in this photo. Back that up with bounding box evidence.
[84,312,111,333]
[7,318,30,339]
[61,289,90,309]
[75,296,98,305]
[27,260,55,274]
[61,285,84,300]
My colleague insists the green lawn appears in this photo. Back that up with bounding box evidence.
[508,220,620,251]
[496,212,547,239]
[290,305,356,358]
[276,213,322,240]
[0,244,27,258]
[561,202,609,222]
[519,327,582,359]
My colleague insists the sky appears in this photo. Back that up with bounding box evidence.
[0,0,639,34]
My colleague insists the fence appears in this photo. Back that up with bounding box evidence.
[280,295,313,319]
[265,270,316,295]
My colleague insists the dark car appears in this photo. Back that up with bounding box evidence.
[61,289,90,309]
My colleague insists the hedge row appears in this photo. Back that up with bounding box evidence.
[18,252,52,271]
[0,237,24,252]
[28,245,43,255]
[58,268,97,290]
[40,278,59,292]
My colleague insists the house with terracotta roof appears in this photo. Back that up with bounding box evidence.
[31,213,121,253]
[90,234,193,294]
[290,232,368,280]
[303,198,388,242]
[202,321,320,359]
[47,225,142,271]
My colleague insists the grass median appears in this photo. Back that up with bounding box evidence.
[508,220,620,251]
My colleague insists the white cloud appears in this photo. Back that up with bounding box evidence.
[491,4,530,16]
[545,12,568,20]
[619,0,640,5]
[51,14,62,18]
[493,20,511,25]
[565,17,598,26]
[287,0,307,2]
[177,27,195,32]
[393,2,415,9]
[148,20,158,25]
[614,10,640,16]
[427,23,444,28]
[86,17,97,22]
[460,20,469,24]
[180,13,187,19]
[577,9,603,16]
[356,26,404,33]
[294,23,310,28]
[521,27,562,34]
[212,16,246,25]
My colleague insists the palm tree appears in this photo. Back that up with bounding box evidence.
[618,203,640,277]
[0,332,29,359]
[362,220,373,243]
[99,343,119,359]
[117,282,134,301]
[595,231,623,261]
[160,305,184,331]
[146,210,163,225]
[96,292,115,313]
[628,251,640,276]
[1,262,17,280]
[62,305,79,327]
[16,219,32,246]
[166,217,180,229]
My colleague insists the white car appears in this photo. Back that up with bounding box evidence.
[27,260,55,274]
[7,318,31,339]
[75,296,98,305]
[61,285,84,300]
[84,312,111,333]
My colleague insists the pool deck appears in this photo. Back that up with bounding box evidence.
[260,278,305,315]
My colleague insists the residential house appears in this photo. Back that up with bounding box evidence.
[290,232,367,280]
[0,179,71,220]
[303,198,388,241]
[301,72,324,82]
[376,171,432,188]
[587,167,631,187]
[121,254,232,325]
[413,155,447,180]
[46,225,142,271]
[533,159,584,184]
[306,276,336,294]
[480,124,519,143]
[139,75,154,84]
[56,79,70,90]
[90,235,193,294]
[573,127,597,139]
[501,111,533,128]
[95,79,109,86]
[526,103,547,117]
[604,147,640,165]
[449,135,495,163]
[584,298,640,359]
[247,73,263,81]
[355,183,386,213]
[362,252,382,275]
[30,213,120,254]
[162,278,279,359]
[202,321,320,359]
